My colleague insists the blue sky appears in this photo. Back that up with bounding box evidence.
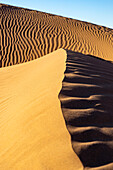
[1,0,113,29]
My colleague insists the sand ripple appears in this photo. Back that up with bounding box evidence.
[59,50,113,169]
[1,4,113,67]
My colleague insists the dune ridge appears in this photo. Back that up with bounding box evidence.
[59,50,113,169]
[1,3,113,67]
[1,3,113,170]
[0,49,83,170]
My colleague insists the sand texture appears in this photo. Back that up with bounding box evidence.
[1,3,113,170]
[1,3,113,67]
[59,50,113,169]
[0,49,83,170]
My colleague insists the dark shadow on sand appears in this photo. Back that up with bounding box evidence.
[59,50,113,169]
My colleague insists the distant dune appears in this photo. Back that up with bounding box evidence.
[1,3,113,170]
[1,3,113,67]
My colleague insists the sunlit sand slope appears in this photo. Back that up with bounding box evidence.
[0,49,83,170]
[59,50,113,170]
[1,3,113,67]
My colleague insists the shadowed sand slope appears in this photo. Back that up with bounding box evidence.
[1,3,113,67]
[59,50,113,170]
[0,49,83,170]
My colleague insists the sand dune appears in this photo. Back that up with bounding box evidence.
[0,49,83,170]
[1,3,113,67]
[59,50,113,169]
[1,3,113,170]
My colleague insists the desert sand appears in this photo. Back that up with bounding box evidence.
[0,49,83,170]
[0,3,113,170]
[1,3,113,67]
[59,51,113,169]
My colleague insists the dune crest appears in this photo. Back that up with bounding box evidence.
[0,49,83,170]
[1,3,113,67]
[1,3,113,170]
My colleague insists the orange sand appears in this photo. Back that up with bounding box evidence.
[1,3,113,67]
[0,49,83,169]
[59,50,113,169]
[1,3,113,170]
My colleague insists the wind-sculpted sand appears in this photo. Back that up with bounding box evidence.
[1,3,113,67]
[1,3,113,170]
[59,50,113,169]
[0,49,83,170]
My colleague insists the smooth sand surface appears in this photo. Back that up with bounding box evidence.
[59,50,113,169]
[1,3,113,170]
[0,49,83,170]
[1,3,113,67]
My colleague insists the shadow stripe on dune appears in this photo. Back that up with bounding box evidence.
[59,50,113,169]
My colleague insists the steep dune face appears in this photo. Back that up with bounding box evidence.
[0,49,83,170]
[59,50,113,169]
[1,3,113,67]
